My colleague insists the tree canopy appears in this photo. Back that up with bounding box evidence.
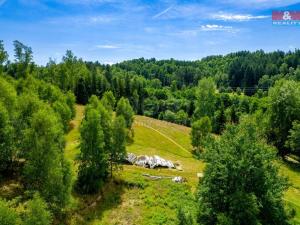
[197,119,289,225]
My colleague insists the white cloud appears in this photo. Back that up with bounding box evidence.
[206,41,219,46]
[46,15,115,25]
[212,13,269,21]
[151,4,213,20]
[144,27,156,33]
[174,29,199,37]
[170,24,238,38]
[200,24,234,32]
[153,5,174,19]
[88,16,114,24]
[103,61,115,65]
[96,44,120,49]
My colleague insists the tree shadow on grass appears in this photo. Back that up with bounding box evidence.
[73,178,142,225]
[283,156,300,173]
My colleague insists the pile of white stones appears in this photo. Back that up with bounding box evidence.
[126,153,175,169]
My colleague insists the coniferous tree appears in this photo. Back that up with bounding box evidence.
[131,90,139,113]
[214,104,226,134]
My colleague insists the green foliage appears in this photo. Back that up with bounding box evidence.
[175,110,189,126]
[110,116,127,177]
[13,40,33,78]
[0,40,8,74]
[163,110,177,123]
[213,104,226,134]
[53,100,72,132]
[77,107,108,194]
[177,207,194,225]
[0,76,17,114]
[194,77,217,120]
[197,120,289,225]
[15,77,75,133]
[286,121,300,157]
[0,103,14,174]
[15,94,43,154]
[23,107,71,210]
[23,193,52,225]
[66,91,76,118]
[268,79,300,156]
[101,90,116,112]
[191,116,212,153]
[0,199,20,225]
[116,97,134,129]
[1,40,300,224]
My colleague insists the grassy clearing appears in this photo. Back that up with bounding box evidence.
[128,116,204,187]
[67,111,201,224]
[279,160,300,223]
[65,104,85,175]
[64,107,300,224]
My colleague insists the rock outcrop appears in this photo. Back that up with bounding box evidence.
[125,153,175,169]
[172,176,185,183]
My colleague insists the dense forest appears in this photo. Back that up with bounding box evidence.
[1,40,300,224]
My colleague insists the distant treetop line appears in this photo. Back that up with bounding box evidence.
[0,40,299,126]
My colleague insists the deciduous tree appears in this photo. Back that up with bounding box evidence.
[197,119,289,225]
[191,116,212,153]
[116,97,134,129]
[0,199,20,225]
[101,91,116,112]
[268,79,300,156]
[77,108,107,194]
[24,107,71,210]
[23,193,52,225]
[13,40,33,78]
[193,77,217,120]
[286,121,300,157]
[0,40,8,74]
[110,116,127,177]
[0,103,14,174]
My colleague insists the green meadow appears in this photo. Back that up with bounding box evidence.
[64,106,300,225]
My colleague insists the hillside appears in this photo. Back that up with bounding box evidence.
[65,106,300,225]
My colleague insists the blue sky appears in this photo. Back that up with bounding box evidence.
[1,0,300,65]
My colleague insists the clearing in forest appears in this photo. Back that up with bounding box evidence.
[65,106,300,225]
